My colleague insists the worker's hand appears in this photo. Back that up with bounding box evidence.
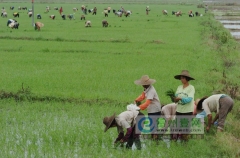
[174,97,181,103]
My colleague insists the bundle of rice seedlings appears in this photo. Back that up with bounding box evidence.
[136,101,141,106]
[165,89,175,102]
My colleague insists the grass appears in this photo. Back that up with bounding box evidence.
[0,99,238,157]
[0,3,216,101]
[0,2,240,157]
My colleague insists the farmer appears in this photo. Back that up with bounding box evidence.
[175,11,182,17]
[88,9,93,14]
[103,104,142,150]
[188,10,194,17]
[124,11,131,17]
[37,14,41,19]
[92,7,97,15]
[1,8,7,18]
[80,15,85,20]
[102,20,108,27]
[13,12,19,18]
[81,5,85,13]
[120,6,125,13]
[107,6,111,13]
[61,14,66,20]
[67,14,74,20]
[28,11,32,17]
[160,103,177,140]
[134,75,161,140]
[1,7,6,16]
[146,6,150,15]
[73,8,78,12]
[59,7,63,15]
[50,15,55,20]
[115,11,122,17]
[162,10,168,15]
[7,19,15,26]
[46,6,50,13]
[84,7,87,15]
[173,70,195,141]
[103,9,108,17]
[85,20,91,27]
[34,22,44,31]
[8,21,19,29]
[195,94,234,132]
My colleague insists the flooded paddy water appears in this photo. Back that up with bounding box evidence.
[212,5,240,41]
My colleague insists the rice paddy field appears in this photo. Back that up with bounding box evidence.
[0,1,240,157]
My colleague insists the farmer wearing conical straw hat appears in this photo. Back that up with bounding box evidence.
[35,22,44,31]
[146,6,150,15]
[173,70,195,141]
[134,75,161,140]
[103,104,143,150]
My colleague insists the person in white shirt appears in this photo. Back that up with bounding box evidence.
[195,94,234,132]
[103,104,143,150]
[161,103,177,140]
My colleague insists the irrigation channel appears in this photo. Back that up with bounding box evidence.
[212,5,240,42]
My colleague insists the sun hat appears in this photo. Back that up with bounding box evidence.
[195,97,208,113]
[103,113,116,132]
[174,70,195,80]
[134,75,156,85]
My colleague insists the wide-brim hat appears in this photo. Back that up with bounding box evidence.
[174,70,195,80]
[103,113,116,132]
[195,97,208,113]
[134,75,156,85]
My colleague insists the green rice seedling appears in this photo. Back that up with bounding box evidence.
[165,89,175,102]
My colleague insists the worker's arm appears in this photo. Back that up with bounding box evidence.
[139,99,151,110]
[135,92,145,102]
